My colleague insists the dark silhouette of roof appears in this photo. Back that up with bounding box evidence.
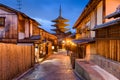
[0,3,41,25]
[92,18,120,30]
[72,38,95,44]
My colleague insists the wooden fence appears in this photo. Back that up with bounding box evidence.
[96,39,120,62]
[0,43,35,80]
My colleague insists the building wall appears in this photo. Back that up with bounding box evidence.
[90,11,96,38]
[0,43,34,80]
[48,42,52,55]
[86,43,96,61]
[86,44,90,61]
[90,43,96,55]
[25,19,30,38]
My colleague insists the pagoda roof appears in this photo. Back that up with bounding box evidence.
[52,16,69,22]
[51,28,69,32]
[59,28,69,32]
[51,23,69,27]
[0,3,41,26]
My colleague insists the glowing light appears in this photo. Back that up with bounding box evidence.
[52,46,55,50]
[66,40,70,43]
[35,47,38,52]
[62,40,65,43]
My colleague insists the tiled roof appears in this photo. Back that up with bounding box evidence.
[105,11,120,19]
[92,18,120,30]
[105,5,120,19]
[0,3,41,25]
[72,38,95,44]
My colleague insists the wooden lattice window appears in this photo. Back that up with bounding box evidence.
[0,17,5,27]
[96,29,107,38]
[108,26,120,38]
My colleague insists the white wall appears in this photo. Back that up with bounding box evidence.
[97,1,103,25]
[0,9,18,38]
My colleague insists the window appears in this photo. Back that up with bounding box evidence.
[19,20,25,32]
[108,26,120,38]
[96,29,107,38]
[0,17,5,27]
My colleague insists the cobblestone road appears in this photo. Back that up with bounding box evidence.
[20,51,81,80]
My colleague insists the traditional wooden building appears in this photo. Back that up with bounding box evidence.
[38,28,58,60]
[92,6,120,79]
[73,0,120,61]
[0,3,58,80]
[72,0,120,79]
[0,3,42,80]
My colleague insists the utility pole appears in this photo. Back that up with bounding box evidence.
[17,0,22,11]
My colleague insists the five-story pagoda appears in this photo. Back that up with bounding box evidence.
[51,6,69,39]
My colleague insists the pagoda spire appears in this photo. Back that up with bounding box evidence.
[59,5,62,17]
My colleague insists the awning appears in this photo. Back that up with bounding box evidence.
[72,38,95,44]
[92,18,120,30]
[18,35,41,43]
[30,35,41,40]
[105,11,120,19]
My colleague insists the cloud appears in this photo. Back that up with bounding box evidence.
[33,18,54,33]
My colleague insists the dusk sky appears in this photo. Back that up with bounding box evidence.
[0,0,89,33]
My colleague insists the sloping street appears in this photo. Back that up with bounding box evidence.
[19,51,81,80]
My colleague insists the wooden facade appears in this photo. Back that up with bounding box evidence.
[73,0,120,61]
[95,22,120,62]
[0,4,40,80]
[92,6,120,78]
[0,43,34,80]
[0,3,58,80]
[0,4,43,80]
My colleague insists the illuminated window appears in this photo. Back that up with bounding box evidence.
[0,17,5,27]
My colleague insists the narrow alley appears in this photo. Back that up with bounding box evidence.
[19,50,81,80]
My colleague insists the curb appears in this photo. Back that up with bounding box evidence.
[12,67,34,80]
[12,63,40,80]
[74,70,86,80]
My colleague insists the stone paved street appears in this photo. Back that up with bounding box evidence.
[19,51,81,80]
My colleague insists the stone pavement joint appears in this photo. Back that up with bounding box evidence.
[19,51,81,80]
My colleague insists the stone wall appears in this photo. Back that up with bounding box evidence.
[75,60,91,80]
[91,54,120,79]
[75,59,105,80]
